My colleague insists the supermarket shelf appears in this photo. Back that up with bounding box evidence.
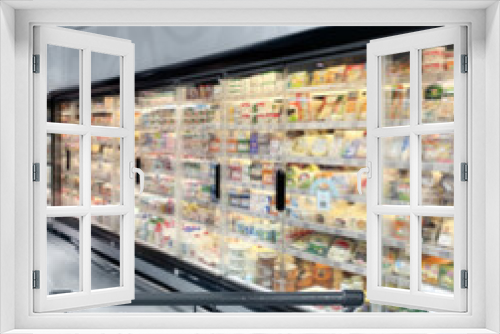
[286,156,366,167]
[229,206,278,221]
[226,180,274,192]
[136,104,177,113]
[137,191,174,200]
[286,121,366,130]
[180,123,222,131]
[181,218,219,231]
[286,247,366,276]
[383,237,454,260]
[177,99,217,105]
[225,152,280,162]
[139,149,176,156]
[136,125,177,132]
[226,123,280,131]
[135,212,176,221]
[286,218,366,240]
[286,83,366,94]
[227,232,279,250]
[382,274,409,288]
[182,173,212,182]
[287,188,366,202]
[145,171,176,179]
[422,244,454,260]
[384,160,453,173]
[224,91,285,101]
[382,274,453,297]
[183,196,217,207]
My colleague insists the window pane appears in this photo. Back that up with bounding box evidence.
[91,137,120,205]
[91,52,120,127]
[92,216,121,290]
[47,45,80,124]
[47,134,80,206]
[421,45,454,123]
[420,216,454,296]
[381,52,410,127]
[47,217,81,295]
[381,215,410,290]
[421,133,454,206]
[381,136,410,205]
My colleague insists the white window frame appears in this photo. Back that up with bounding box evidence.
[1,3,498,333]
[32,26,136,312]
[365,26,467,312]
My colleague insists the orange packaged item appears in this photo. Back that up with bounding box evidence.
[313,264,333,289]
[393,216,410,240]
[345,64,366,83]
[262,163,274,185]
[227,137,238,153]
[421,256,450,285]
[356,90,367,121]
[345,91,359,121]
[296,265,314,290]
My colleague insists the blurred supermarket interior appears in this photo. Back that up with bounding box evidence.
[47,26,455,313]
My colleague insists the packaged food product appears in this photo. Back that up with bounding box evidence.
[313,264,333,289]
[345,91,359,121]
[327,237,353,263]
[249,162,263,183]
[437,218,454,248]
[422,256,450,285]
[382,248,398,274]
[422,46,446,74]
[291,135,313,156]
[262,163,274,185]
[288,93,309,122]
[439,263,454,290]
[256,251,276,289]
[269,134,281,156]
[288,71,309,88]
[241,102,252,124]
[345,64,366,83]
[328,92,347,121]
[307,234,331,256]
[312,69,328,86]
[328,133,345,159]
[393,216,410,240]
[310,136,329,157]
[326,65,346,84]
[296,263,314,290]
[269,100,283,124]
[332,268,344,290]
[422,217,441,244]
[352,241,367,265]
[258,133,271,155]
[237,133,250,153]
[309,97,326,121]
[297,166,317,189]
[249,132,259,155]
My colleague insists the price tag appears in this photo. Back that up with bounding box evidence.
[316,189,331,211]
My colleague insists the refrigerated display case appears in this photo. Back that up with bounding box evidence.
[46,27,455,312]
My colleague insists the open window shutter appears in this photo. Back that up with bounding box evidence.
[33,26,136,312]
[365,26,467,312]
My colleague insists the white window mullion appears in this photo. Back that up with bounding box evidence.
[409,47,420,294]
[81,48,92,295]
